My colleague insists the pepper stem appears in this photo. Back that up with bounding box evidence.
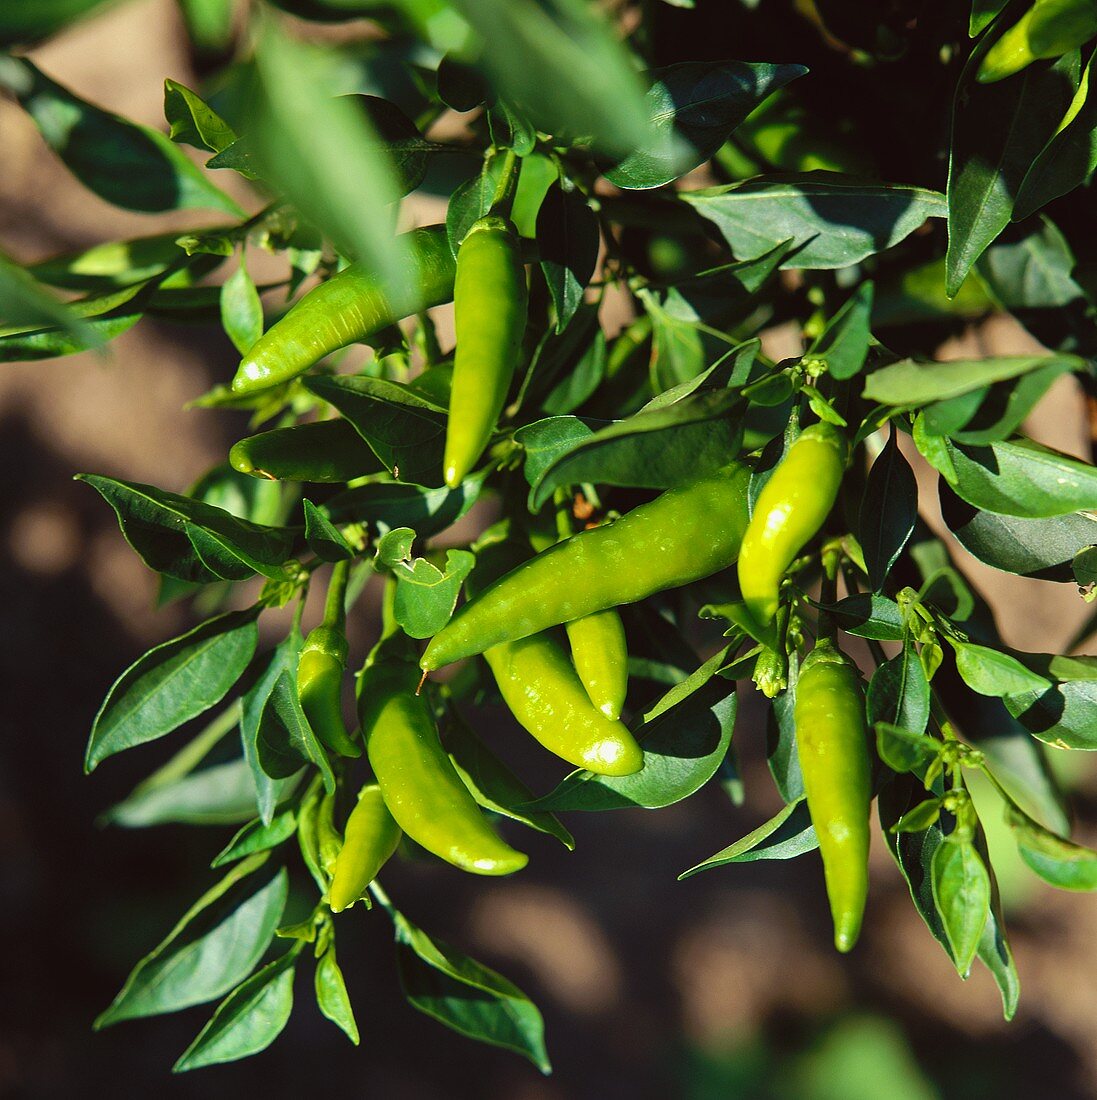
[489,148,521,219]
[323,559,350,632]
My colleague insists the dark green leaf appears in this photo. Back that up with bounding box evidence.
[680,798,817,877]
[523,678,736,811]
[940,481,1097,580]
[0,0,115,46]
[107,758,260,827]
[1005,807,1097,890]
[77,474,297,582]
[96,857,286,1027]
[392,909,550,1073]
[321,476,483,538]
[315,944,359,1045]
[212,810,298,867]
[859,429,917,590]
[931,839,991,976]
[875,722,940,774]
[447,712,574,849]
[163,79,236,153]
[683,174,946,269]
[174,946,300,1071]
[86,609,259,771]
[446,158,504,254]
[303,499,354,562]
[816,594,905,640]
[867,643,931,737]
[1005,678,1097,749]
[952,640,1051,697]
[256,672,335,791]
[537,183,599,332]
[976,217,1085,308]
[0,56,240,214]
[804,282,874,381]
[606,60,807,190]
[945,41,1078,294]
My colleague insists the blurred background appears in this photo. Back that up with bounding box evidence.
[3,2,1097,1097]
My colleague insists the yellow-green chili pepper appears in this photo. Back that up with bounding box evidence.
[794,639,872,952]
[358,640,528,876]
[231,225,456,395]
[298,561,361,758]
[328,784,402,913]
[421,462,753,671]
[443,215,528,488]
[471,540,642,776]
[229,419,382,482]
[737,422,847,634]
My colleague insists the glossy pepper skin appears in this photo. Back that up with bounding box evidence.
[470,542,642,776]
[232,225,456,395]
[737,422,847,634]
[978,0,1097,83]
[298,560,361,758]
[229,419,382,482]
[793,640,871,952]
[359,650,528,876]
[443,216,528,488]
[421,462,752,671]
[328,784,402,913]
[529,503,630,721]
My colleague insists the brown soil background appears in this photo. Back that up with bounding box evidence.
[2,4,1097,1097]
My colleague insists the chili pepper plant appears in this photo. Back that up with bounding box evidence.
[3,0,1097,1077]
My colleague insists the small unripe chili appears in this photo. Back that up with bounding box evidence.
[328,784,402,913]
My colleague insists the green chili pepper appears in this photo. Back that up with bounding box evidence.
[794,639,872,952]
[471,540,642,776]
[229,419,382,482]
[978,0,1097,82]
[316,790,343,877]
[231,225,456,395]
[737,422,847,634]
[529,498,630,720]
[359,641,528,876]
[443,215,528,488]
[421,463,752,671]
[328,784,402,913]
[298,562,362,758]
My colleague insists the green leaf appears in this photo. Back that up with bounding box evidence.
[163,78,236,153]
[1005,678,1097,749]
[241,636,306,825]
[86,609,259,771]
[303,499,355,562]
[942,437,1097,518]
[389,547,475,639]
[391,908,550,1073]
[174,946,300,1071]
[446,711,574,849]
[315,944,359,1045]
[176,0,234,52]
[804,282,874,381]
[220,258,264,355]
[1014,53,1097,220]
[975,217,1085,309]
[0,55,241,215]
[541,329,607,415]
[449,0,653,160]
[859,428,917,590]
[305,375,448,487]
[0,0,115,46]
[1005,807,1097,890]
[446,158,504,254]
[256,672,335,791]
[814,594,905,640]
[605,60,808,190]
[931,839,991,976]
[0,252,94,343]
[683,174,946,269]
[321,476,484,538]
[875,722,940,775]
[28,231,195,292]
[77,474,297,583]
[952,640,1052,698]
[679,798,817,878]
[351,94,435,196]
[862,354,1080,406]
[940,481,1097,580]
[971,0,1009,36]
[537,183,599,332]
[523,678,736,811]
[106,758,261,828]
[96,857,286,1027]
[867,643,931,737]
[945,41,1078,294]
[891,798,942,834]
[249,18,409,303]
[212,809,298,867]
[525,389,743,510]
